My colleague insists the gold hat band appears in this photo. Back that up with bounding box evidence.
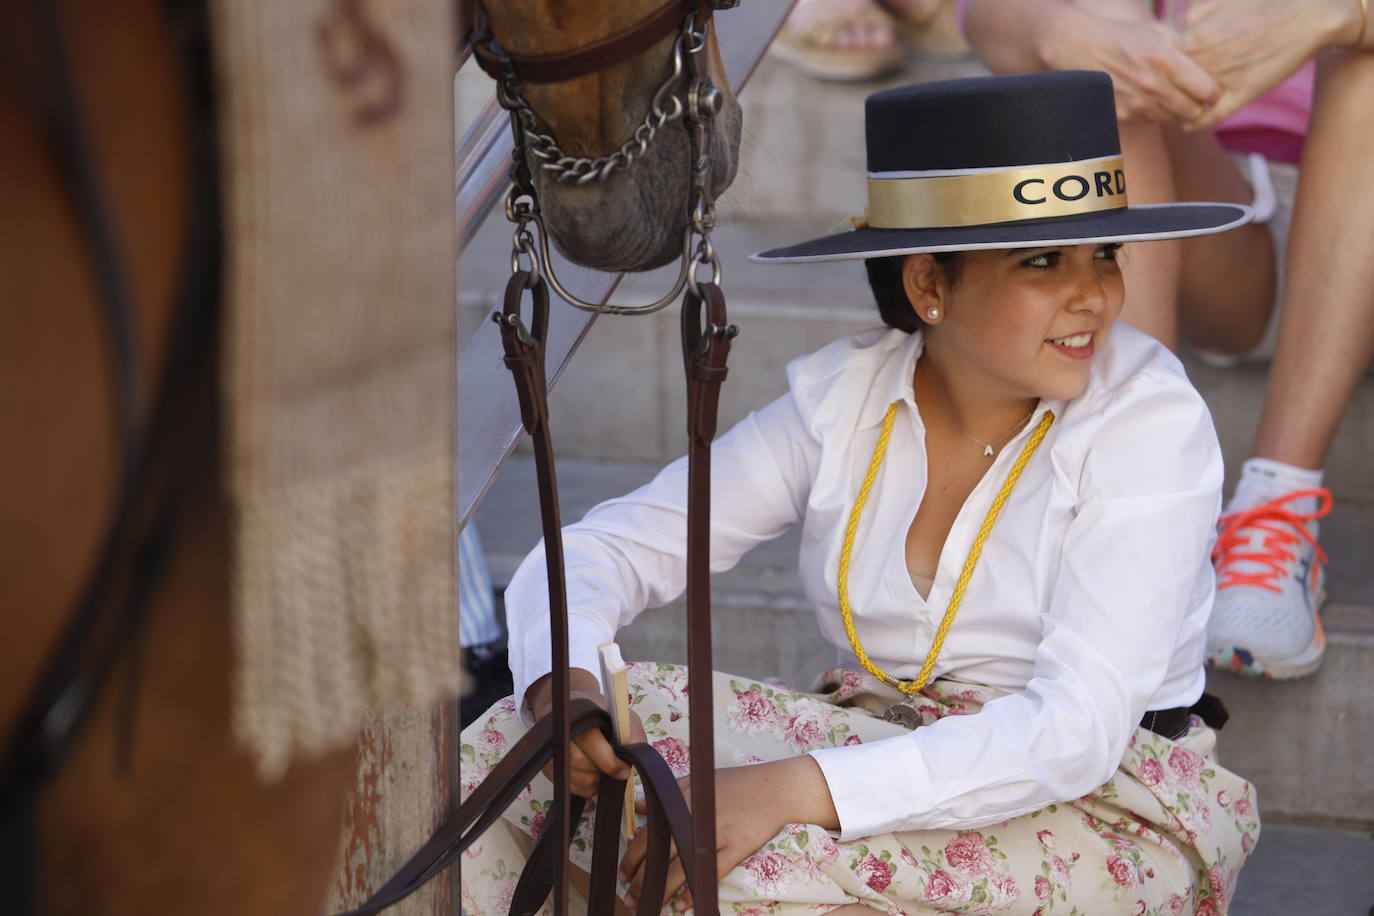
[866,156,1128,229]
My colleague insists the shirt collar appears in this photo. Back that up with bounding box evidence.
[857,329,925,431]
[855,328,1069,435]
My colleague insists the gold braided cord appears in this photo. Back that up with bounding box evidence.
[838,401,1056,695]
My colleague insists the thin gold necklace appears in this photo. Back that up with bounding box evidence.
[918,362,1036,457]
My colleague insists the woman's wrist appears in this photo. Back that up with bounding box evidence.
[1326,0,1369,48]
[758,755,841,831]
[1035,3,1096,72]
[525,667,603,717]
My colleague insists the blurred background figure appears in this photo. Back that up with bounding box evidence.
[771,0,968,81]
[458,525,513,725]
[963,0,1374,680]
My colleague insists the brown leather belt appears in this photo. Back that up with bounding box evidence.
[1139,692,1229,741]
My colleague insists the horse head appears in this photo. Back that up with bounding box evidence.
[482,0,743,272]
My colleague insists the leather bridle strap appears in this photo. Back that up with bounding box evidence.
[329,271,707,916]
[496,270,575,915]
[472,0,698,83]
[679,281,733,914]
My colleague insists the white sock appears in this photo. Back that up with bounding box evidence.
[1226,457,1324,517]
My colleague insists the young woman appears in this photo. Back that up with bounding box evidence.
[461,71,1258,915]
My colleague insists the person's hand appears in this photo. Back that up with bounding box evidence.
[1181,0,1361,129]
[618,756,838,911]
[526,668,647,797]
[1040,2,1221,123]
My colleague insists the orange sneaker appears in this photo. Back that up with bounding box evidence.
[1207,488,1332,679]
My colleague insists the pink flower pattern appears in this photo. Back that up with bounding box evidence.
[728,689,780,735]
[474,728,506,754]
[1138,758,1165,788]
[924,869,971,909]
[651,736,691,777]
[1167,746,1204,787]
[457,665,1258,915]
[1106,854,1136,887]
[944,833,997,876]
[782,704,832,749]
[855,853,894,892]
[745,851,794,896]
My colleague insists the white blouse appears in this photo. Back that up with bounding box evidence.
[504,323,1223,841]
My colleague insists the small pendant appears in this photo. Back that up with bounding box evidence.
[882,702,924,729]
[983,444,994,457]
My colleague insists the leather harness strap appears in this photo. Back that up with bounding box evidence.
[472,0,696,83]
[497,270,574,915]
[332,270,723,916]
[680,281,733,914]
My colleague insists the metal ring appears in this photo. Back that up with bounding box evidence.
[533,211,692,315]
[510,231,540,282]
[686,251,722,297]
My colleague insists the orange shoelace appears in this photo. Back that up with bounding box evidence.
[1211,488,1333,594]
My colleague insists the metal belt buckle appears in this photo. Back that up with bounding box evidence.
[882,701,924,729]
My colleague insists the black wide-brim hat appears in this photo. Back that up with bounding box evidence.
[751,71,1251,263]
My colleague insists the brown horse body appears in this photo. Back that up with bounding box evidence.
[3,2,361,912]
[2,0,742,912]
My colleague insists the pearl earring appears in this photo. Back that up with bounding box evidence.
[926,308,941,320]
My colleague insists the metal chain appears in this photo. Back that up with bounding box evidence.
[495,29,689,186]
[496,12,724,315]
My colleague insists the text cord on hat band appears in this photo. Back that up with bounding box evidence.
[865,157,1128,230]
[838,401,1055,694]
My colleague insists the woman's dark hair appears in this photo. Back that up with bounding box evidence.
[865,251,963,333]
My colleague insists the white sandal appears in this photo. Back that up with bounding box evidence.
[771,0,904,81]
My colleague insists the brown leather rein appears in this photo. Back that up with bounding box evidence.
[334,2,735,914]
[471,0,705,84]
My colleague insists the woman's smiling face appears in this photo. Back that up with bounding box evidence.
[908,243,1126,402]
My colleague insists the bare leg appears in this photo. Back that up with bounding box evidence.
[1251,50,1374,469]
[1164,126,1278,354]
[1116,122,1183,348]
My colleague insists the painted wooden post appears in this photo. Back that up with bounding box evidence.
[326,700,460,915]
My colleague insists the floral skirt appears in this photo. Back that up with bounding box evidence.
[459,664,1258,915]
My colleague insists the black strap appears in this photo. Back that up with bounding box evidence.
[472,0,697,84]
[1140,693,1230,740]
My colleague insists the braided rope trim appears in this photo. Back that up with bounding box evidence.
[837,400,1056,696]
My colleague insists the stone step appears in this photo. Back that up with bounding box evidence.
[474,455,1374,828]
[1231,821,1374,914]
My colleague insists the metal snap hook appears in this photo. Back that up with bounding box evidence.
[491,309,534,347]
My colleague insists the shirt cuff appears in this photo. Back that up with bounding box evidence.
[514,612,617,727]
[809,733,935,841]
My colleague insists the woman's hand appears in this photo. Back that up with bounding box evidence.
[1181,0,1363,129]
[618,756,839,911]
[526,668,646,797]
[1040,2,1221,123]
